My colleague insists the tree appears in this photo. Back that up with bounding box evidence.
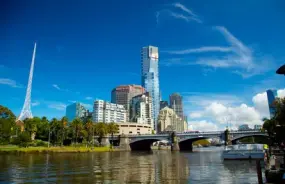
[0,105,16,143]
[94,122,108,146]
[71,118,83,143]
[50,118,60,144]
[35,116,49,141]
[24,117,41,141]
[85,118,94,143]
[107,122,119,148]
[60,116,68,146]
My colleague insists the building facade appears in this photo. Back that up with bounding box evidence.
[66,102,87,122]
[141,46,160,131]
[92,100,127,123]
[238,124,250,131]
[157,107,185,133]
[254,125,262,130]
[266,89,278,118]
[130,92,154,128]
[117,122,152,135]
[169,93,184,119]
[111,85,145,121]
[160,101,168,110]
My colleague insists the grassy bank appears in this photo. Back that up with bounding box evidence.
[0,145,116,153]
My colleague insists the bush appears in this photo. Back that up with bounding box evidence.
[35,140,48,147]
[11,132,31,147]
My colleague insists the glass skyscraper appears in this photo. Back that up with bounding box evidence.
[266,89,278,118]
[141,46,160,131]
[66,102,87,122]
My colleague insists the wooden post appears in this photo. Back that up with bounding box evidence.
[256,159,263,184]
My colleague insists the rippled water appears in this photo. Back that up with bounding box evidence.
[0,147,262,184]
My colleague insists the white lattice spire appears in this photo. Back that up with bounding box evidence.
[18,43,37,121]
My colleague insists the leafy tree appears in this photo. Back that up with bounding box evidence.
[107,122,119,148]
[71,118,83,143]
[50,118,60,144]
[94,122,108,146]
[35,116,49,141]
[60,116,68,146]
[24,117,41,141]
[0,105,16,143]
[85,118,94,143]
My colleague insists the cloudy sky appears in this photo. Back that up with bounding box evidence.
[1,0,285,130]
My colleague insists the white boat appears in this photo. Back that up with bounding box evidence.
[222,144,265,160]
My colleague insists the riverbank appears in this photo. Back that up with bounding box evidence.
[0,145,116,153]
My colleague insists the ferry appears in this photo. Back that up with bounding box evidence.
[222,144,265,160]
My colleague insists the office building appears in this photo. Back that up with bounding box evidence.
[93,100,127,123]
[238,124,250,131]
[157,107,185,133]
[266,89,278,118]
[169,93,184,119]
[141,46,160,131]
[111,85,145,120]
[117,122,152,135]
[160,101,168,110]
[130,92,154,128]
[254,125,262,130]
[66,102,88,122]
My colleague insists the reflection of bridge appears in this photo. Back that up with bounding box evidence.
[100,130,268,151]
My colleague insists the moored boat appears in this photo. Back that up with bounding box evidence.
[222,144,265,160]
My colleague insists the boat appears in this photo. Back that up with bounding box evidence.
[222,144,265,160]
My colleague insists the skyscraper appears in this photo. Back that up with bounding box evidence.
[141,46,160,131]
[266,89,278,118]
[111,85,145,120]
[66,102,88,121]
[169,93,184,119]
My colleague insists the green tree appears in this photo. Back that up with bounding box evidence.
[85,118,94,143]
[107,122,119,148]
[60,116,68,146]
[35,116,49,141]
[24,117,41,141]
[50,118,60,144]
[0,105,16,143]
[94,122,108,146]
[71,118,83,143]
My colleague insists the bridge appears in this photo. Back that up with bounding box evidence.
[98,130,268,151]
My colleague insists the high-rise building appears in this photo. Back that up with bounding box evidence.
[266,89,278,118]
[111,85,145,120]
[130,92,154,128]
[160,101,168,110]
[157,107,185,133]
[66,102,87,122]
[93,100,126,123]
[169,93,184,119]
[141,46,160,131]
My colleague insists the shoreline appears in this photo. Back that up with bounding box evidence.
[0,145,119,153]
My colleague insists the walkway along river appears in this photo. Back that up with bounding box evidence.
[0,147,264,183]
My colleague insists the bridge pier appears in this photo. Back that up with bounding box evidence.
[171,135,180,151]
[119,135,130,151]
[101,137,110,147]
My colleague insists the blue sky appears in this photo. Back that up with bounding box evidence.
[1,0,285,130]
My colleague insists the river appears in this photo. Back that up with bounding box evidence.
[0,147,262,184]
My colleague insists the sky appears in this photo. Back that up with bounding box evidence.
[1,0,285,131]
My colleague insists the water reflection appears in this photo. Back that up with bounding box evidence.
[0,148,261,183]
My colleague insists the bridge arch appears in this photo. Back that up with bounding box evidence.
[231,134,269,144]
[129,138,169,151]
[179,137,211,151]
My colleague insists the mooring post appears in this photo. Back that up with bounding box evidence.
[256,159,263,184]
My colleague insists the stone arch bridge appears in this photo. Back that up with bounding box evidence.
[99,130,267,151]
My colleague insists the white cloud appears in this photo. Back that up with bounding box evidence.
[31,101,40,106]
[85,96,93,100]
[188,120,219,131]
[68,100,77,104]
[165,46,232,54]
[52,84,61,90]
[173,2,197,17]
[48,103,66,111]
[169,12,202,23]
[0,78,22,88]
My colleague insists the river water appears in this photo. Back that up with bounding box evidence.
[0,147,263,184]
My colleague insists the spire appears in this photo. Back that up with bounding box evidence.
[18,42,37,121]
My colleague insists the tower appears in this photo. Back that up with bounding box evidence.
[17,43,37,121]
[141,46,160,131]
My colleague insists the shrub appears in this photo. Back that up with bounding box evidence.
[11,132,31,147]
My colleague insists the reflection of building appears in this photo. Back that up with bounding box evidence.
[117,122,152,135]
[169,93,184,119]
[160,101,168,110]
[66,102,87,121]
[92,100,126,123]
[266,89,278,118]
[141,46,160,131]
[111,85,145,121]
[158,107,185,133]
[238,124,250,131]
[254,125,262,130]
[130,92,153,127]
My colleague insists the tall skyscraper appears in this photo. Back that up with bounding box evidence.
[169,93,184,119]
[111,85,145,120]
[93,100,126,123]
[266,89,278,118]
[66,102,87,121]
[141,46,160,131]
[130,92,154,127]
[18,43,37,121]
